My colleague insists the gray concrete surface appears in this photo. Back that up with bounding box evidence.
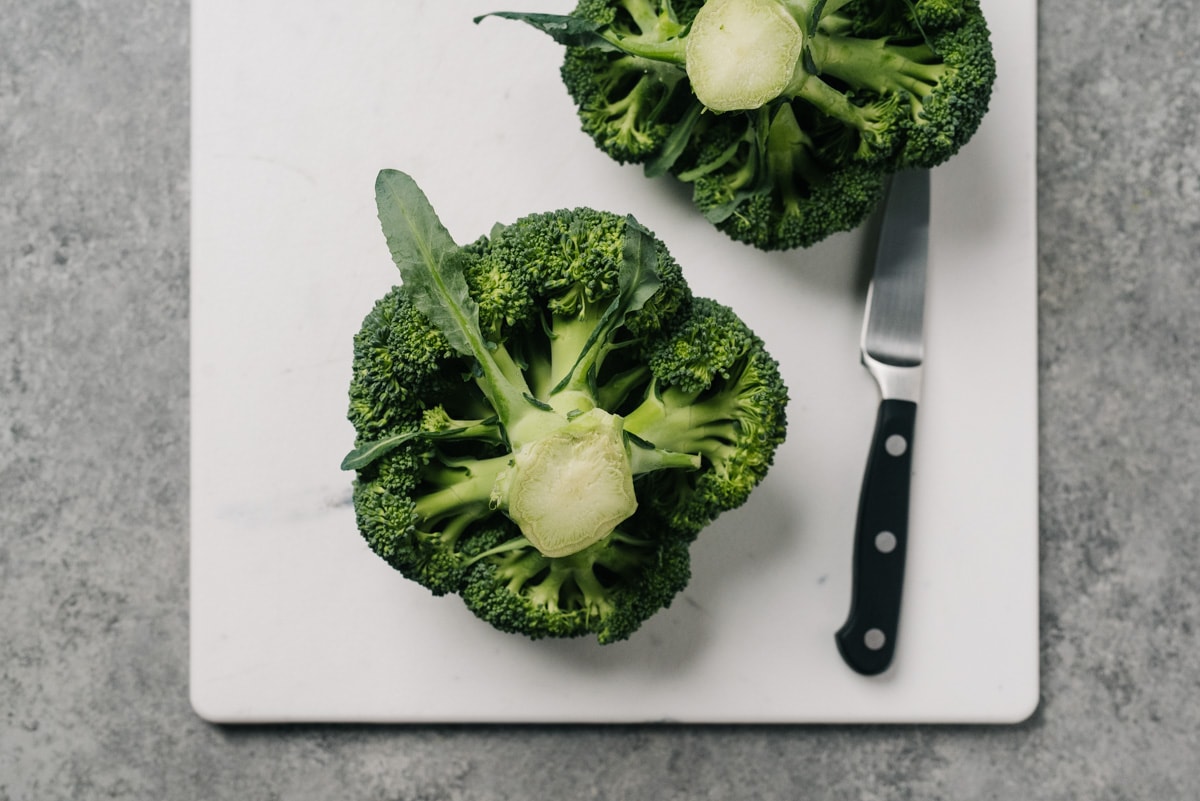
[3,0,1199,798]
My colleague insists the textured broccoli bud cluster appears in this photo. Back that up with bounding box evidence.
[345,171,788,643]
[479,0,996,250]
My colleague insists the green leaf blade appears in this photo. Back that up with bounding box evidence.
[550,216,663,396]
[618,216,664,316]
[474,12,615,49]
[341,430,423,471]
[341,421,506,472]
[374,169,534,423]
[644,101,704,179]
[374,169,481,361]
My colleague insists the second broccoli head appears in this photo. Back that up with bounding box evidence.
[479,0,997,250]
[345,170,788,644]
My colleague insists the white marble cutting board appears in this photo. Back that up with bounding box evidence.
[190,0,1039,723]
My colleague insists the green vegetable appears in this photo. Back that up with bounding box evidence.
[477,0,996,250]
[345,170,788,643]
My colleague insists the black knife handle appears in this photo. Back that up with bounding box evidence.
[835,398,917,676]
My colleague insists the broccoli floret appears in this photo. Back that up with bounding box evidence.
[459,523,693,643]
[477,0,995,250]
[344,170,788,643]
[626,296,789,531]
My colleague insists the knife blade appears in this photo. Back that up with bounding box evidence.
[835,168,930,676]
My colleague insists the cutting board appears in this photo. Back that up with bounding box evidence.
[190,0,1039,723]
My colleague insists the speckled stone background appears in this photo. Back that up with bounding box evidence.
[2,0,1199,798]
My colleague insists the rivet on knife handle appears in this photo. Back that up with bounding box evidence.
[835,398,916,675]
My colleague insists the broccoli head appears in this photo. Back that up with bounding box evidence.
[344,170,788,644]
[477,0,996,250]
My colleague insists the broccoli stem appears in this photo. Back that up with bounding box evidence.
[619,0,666,33]
[597,364,651,411]
[790,69,859,124]
[764,102,814,213]
[490,534,648,616]
[601,0,688,63]
[526,561,573,611]
[602,31,686,64]
[546,299,615,405]
[413,453,510,524]
[675,131,746,182]
[483,341,535,405]
[809,34,945,98]
[422,408,507,447]
[435,507,490,551]
[790,69,894,145]
[568,556,615,617]
[596,73,662,154]
[628,441,702,474]
[461,535,532,567]
[492,548,550,595]
[622,381,743,467]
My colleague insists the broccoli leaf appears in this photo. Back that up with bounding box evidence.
[473,12,614,49]
[375,169,482,361]
[644,103,704,178]
[341,430,423,471]
[618,217,664,314]
[341,422,499,472]
[549,216,662,395]
[375,169,536,422]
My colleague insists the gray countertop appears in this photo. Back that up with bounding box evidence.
[3,0,1198,798]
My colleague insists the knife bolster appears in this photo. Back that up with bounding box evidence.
[863,353,923,403]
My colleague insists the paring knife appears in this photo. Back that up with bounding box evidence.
[835,168,930,676]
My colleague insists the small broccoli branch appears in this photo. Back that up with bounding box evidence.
[811,34,946,102]
[410,506,491,581]
[488,546,549,595]
[602,0,688,62]
[790,70,901,158]
[422,406,506,445]
[544,218,662,407]
[763,103,819,213]
[623,365,765,474]
[596,363,652,411]
[585,70,668,159]
[615,0,667,34]
[483,530,652,617]
[487,546,586,613]
[628,436,703,474]
[676,132,748,184]
[477,7,685,65]
[341,407,505,472]
[546,299,611,406]
[675,110,771,225]
[412,453,509,525]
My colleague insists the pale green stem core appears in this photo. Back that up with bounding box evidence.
[494,409,638,558]
[685,0,808,111]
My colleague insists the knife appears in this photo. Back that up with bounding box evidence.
[835,168,930,676]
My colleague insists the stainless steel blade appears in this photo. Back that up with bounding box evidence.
[862,169,930,370]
